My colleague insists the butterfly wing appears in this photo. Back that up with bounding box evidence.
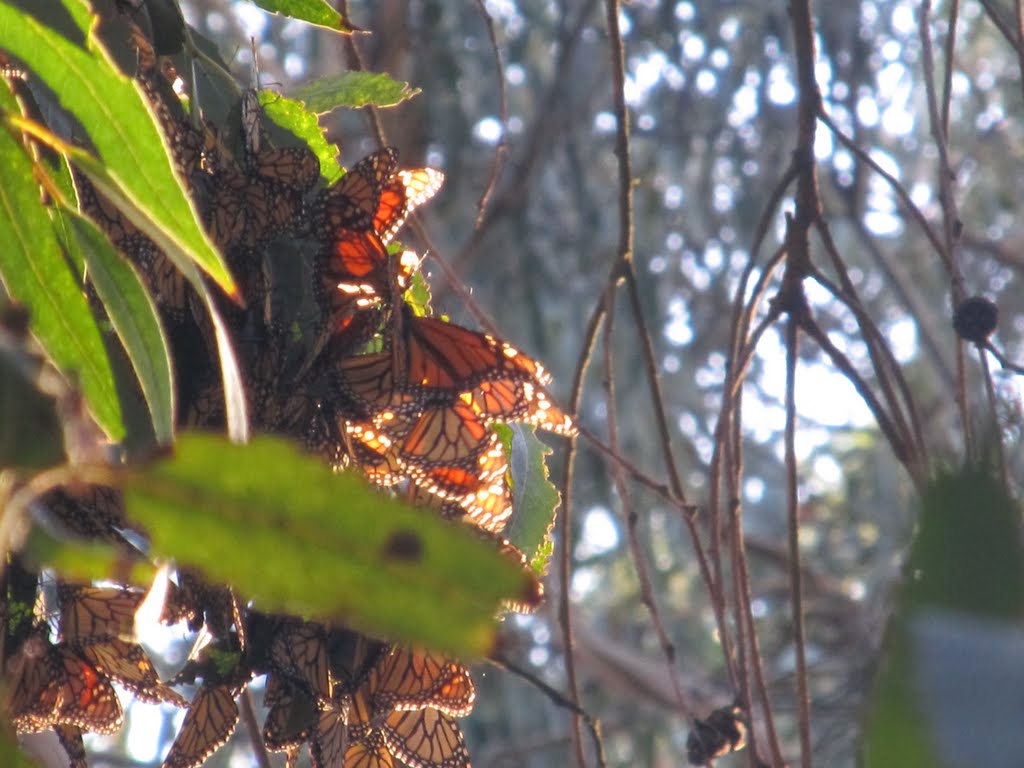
[381,707,471,768]
[53,646,124,735]
[163,684,239,768]
[373,648,475,718]
[75,637,187,706]
[58,585,144,642]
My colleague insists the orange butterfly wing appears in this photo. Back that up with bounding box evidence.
[163,684,239,768]
[52,646,123,735]
[381,707,471,768]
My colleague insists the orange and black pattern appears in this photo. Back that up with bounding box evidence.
[0,7,575,768]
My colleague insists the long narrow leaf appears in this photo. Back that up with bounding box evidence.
[60,208,175,445]
[0,99,122,439]
[0,1,236,298]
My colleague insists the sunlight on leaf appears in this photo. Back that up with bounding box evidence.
[290,72,419,115]
[245,0,360,33]
[259,91,342,184]
[0,2,235,297]
[120,433,536,657]
[501,424,560,576]
[0,91,123,440]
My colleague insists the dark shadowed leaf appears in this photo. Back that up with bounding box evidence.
[120,433,535,657]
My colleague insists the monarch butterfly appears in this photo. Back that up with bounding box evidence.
[262,673,318,752]
[251,146,321,193]
[373,167,445,245]
[406,431,513,534]
[309,701,351,768]
[7,629,62,732]
[336,312,573,435]
[340,731,394,768]
[327,629,389,697]
[58,584,143,642]
[75,637,187,706]
[42,485,131,544]
[269,619,332,705]
[380,706,471,768]
[317,147,399,235]
[132,242,191,324]
[54,723,87,768]
[372,648,476,717]
[317,150,443,307]
[208,168,298,250]
[686,705,748,765]
[73,170,141,247]
[395,312,575,436]
[52,646,124,735]
[163,683,239,768]
[344,399,493,482]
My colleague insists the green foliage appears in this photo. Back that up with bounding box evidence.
[259,91,343,184]
[244,0,359,33]
[500,424,561,575]
[290,71,420,115]
[0,85,123,441]
[865,466,1023,764]
[57,209,175,445]
[0,0,233,296]
[119,433,535,657]
[906,466,1023,616]
[23,526,156,587]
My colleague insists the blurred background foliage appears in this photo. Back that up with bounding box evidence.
[9,0,1024,765]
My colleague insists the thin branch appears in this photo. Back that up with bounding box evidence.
[784,312,812,768]
[490,653,607,768]
[471,0,510,231]
[239,688,272,768]
[601,286,694,719]
[558,292,607,768]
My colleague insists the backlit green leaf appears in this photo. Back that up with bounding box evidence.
[0,88,123,440]
[120,433,536,657]
[0,1,235,297]
[291,71,419,115]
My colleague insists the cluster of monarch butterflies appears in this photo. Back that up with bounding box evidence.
[3,6,575,768]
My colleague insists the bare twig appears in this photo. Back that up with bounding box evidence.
[490,653,608,768]
[471,0,510,231]
[239,688,272,768]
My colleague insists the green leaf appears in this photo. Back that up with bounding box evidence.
[244,0,359,33]
[502,424,561,575]
[0,0,236,298]
[290,72,420,115]
[260,92,342,184]
[0,93,123,440]
[59,208,175,445]
[23,525,156,587]
[864,466,1024,764]
[120,433,536,657]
